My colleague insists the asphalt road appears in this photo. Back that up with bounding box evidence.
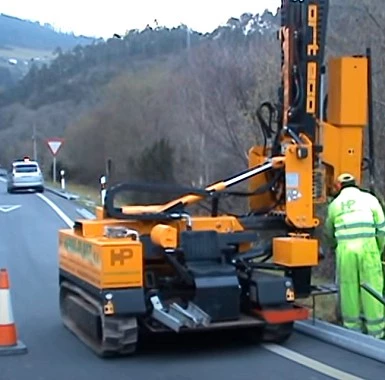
[0,180,384,380]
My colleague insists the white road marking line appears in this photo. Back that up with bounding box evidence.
[0,177,73,226]
[36,193,74,228]
[0,205,21,213]
[263,343,365,380]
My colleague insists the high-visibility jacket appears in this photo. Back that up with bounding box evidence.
[324,186,385,254]
[324,186,385,338]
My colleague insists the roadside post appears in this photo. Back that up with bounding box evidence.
[45,138,64,184]
[60,170,66,190]
[100,175,107,205]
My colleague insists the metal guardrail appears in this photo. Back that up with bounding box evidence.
[45,186,80,201]
[295,318,385,364]
[76,208,96,219]
[294,281,385,364]
[45,186,97,220]
[361,283,385,306]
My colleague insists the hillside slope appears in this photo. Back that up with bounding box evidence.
[0,0,384,194]
[0,13,96,88]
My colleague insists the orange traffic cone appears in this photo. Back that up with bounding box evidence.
[0,268,27,355]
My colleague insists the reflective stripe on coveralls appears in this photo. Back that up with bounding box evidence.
[324,187,385,338]
[334,221,385,241]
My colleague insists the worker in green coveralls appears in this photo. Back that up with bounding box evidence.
[324,173,385,339]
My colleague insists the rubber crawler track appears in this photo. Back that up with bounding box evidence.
[60,281,138,358]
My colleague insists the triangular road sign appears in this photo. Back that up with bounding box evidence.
[0,205,21,213]
[46,138,64,156]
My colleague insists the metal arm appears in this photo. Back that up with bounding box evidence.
[104,159,285,220]
[279,0,329,143]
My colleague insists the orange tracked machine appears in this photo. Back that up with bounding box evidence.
[58,0,376,356]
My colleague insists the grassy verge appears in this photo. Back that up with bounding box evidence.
[46,180,101,212]
[47,180,99,199]
[46,180,128,212]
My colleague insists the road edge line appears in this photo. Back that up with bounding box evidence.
[0,177,74,227]
[262,343,364,380]
[36,193,74,228]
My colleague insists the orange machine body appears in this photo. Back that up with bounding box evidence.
[59,214,251,290]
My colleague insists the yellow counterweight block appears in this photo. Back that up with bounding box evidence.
[273,234,319,267]
[59,230,144,290]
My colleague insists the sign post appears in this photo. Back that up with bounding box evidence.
[45,138,64,183]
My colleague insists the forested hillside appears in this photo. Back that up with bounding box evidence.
[0,13,94,50]
[0,0,384,199]
[0,13,95,90]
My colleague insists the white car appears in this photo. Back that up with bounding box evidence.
[7,157,45,193]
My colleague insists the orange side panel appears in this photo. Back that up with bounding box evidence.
[322,56,367,189]
[100,241,143,288]
[59,230,143,290]
[327,56,368,126]
[322,122,364,186]
[253,305,309,324]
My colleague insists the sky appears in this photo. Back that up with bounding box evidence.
[1,0,281,39]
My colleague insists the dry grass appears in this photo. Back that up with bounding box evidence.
[297,276,338,323]
[47,180,99,199]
